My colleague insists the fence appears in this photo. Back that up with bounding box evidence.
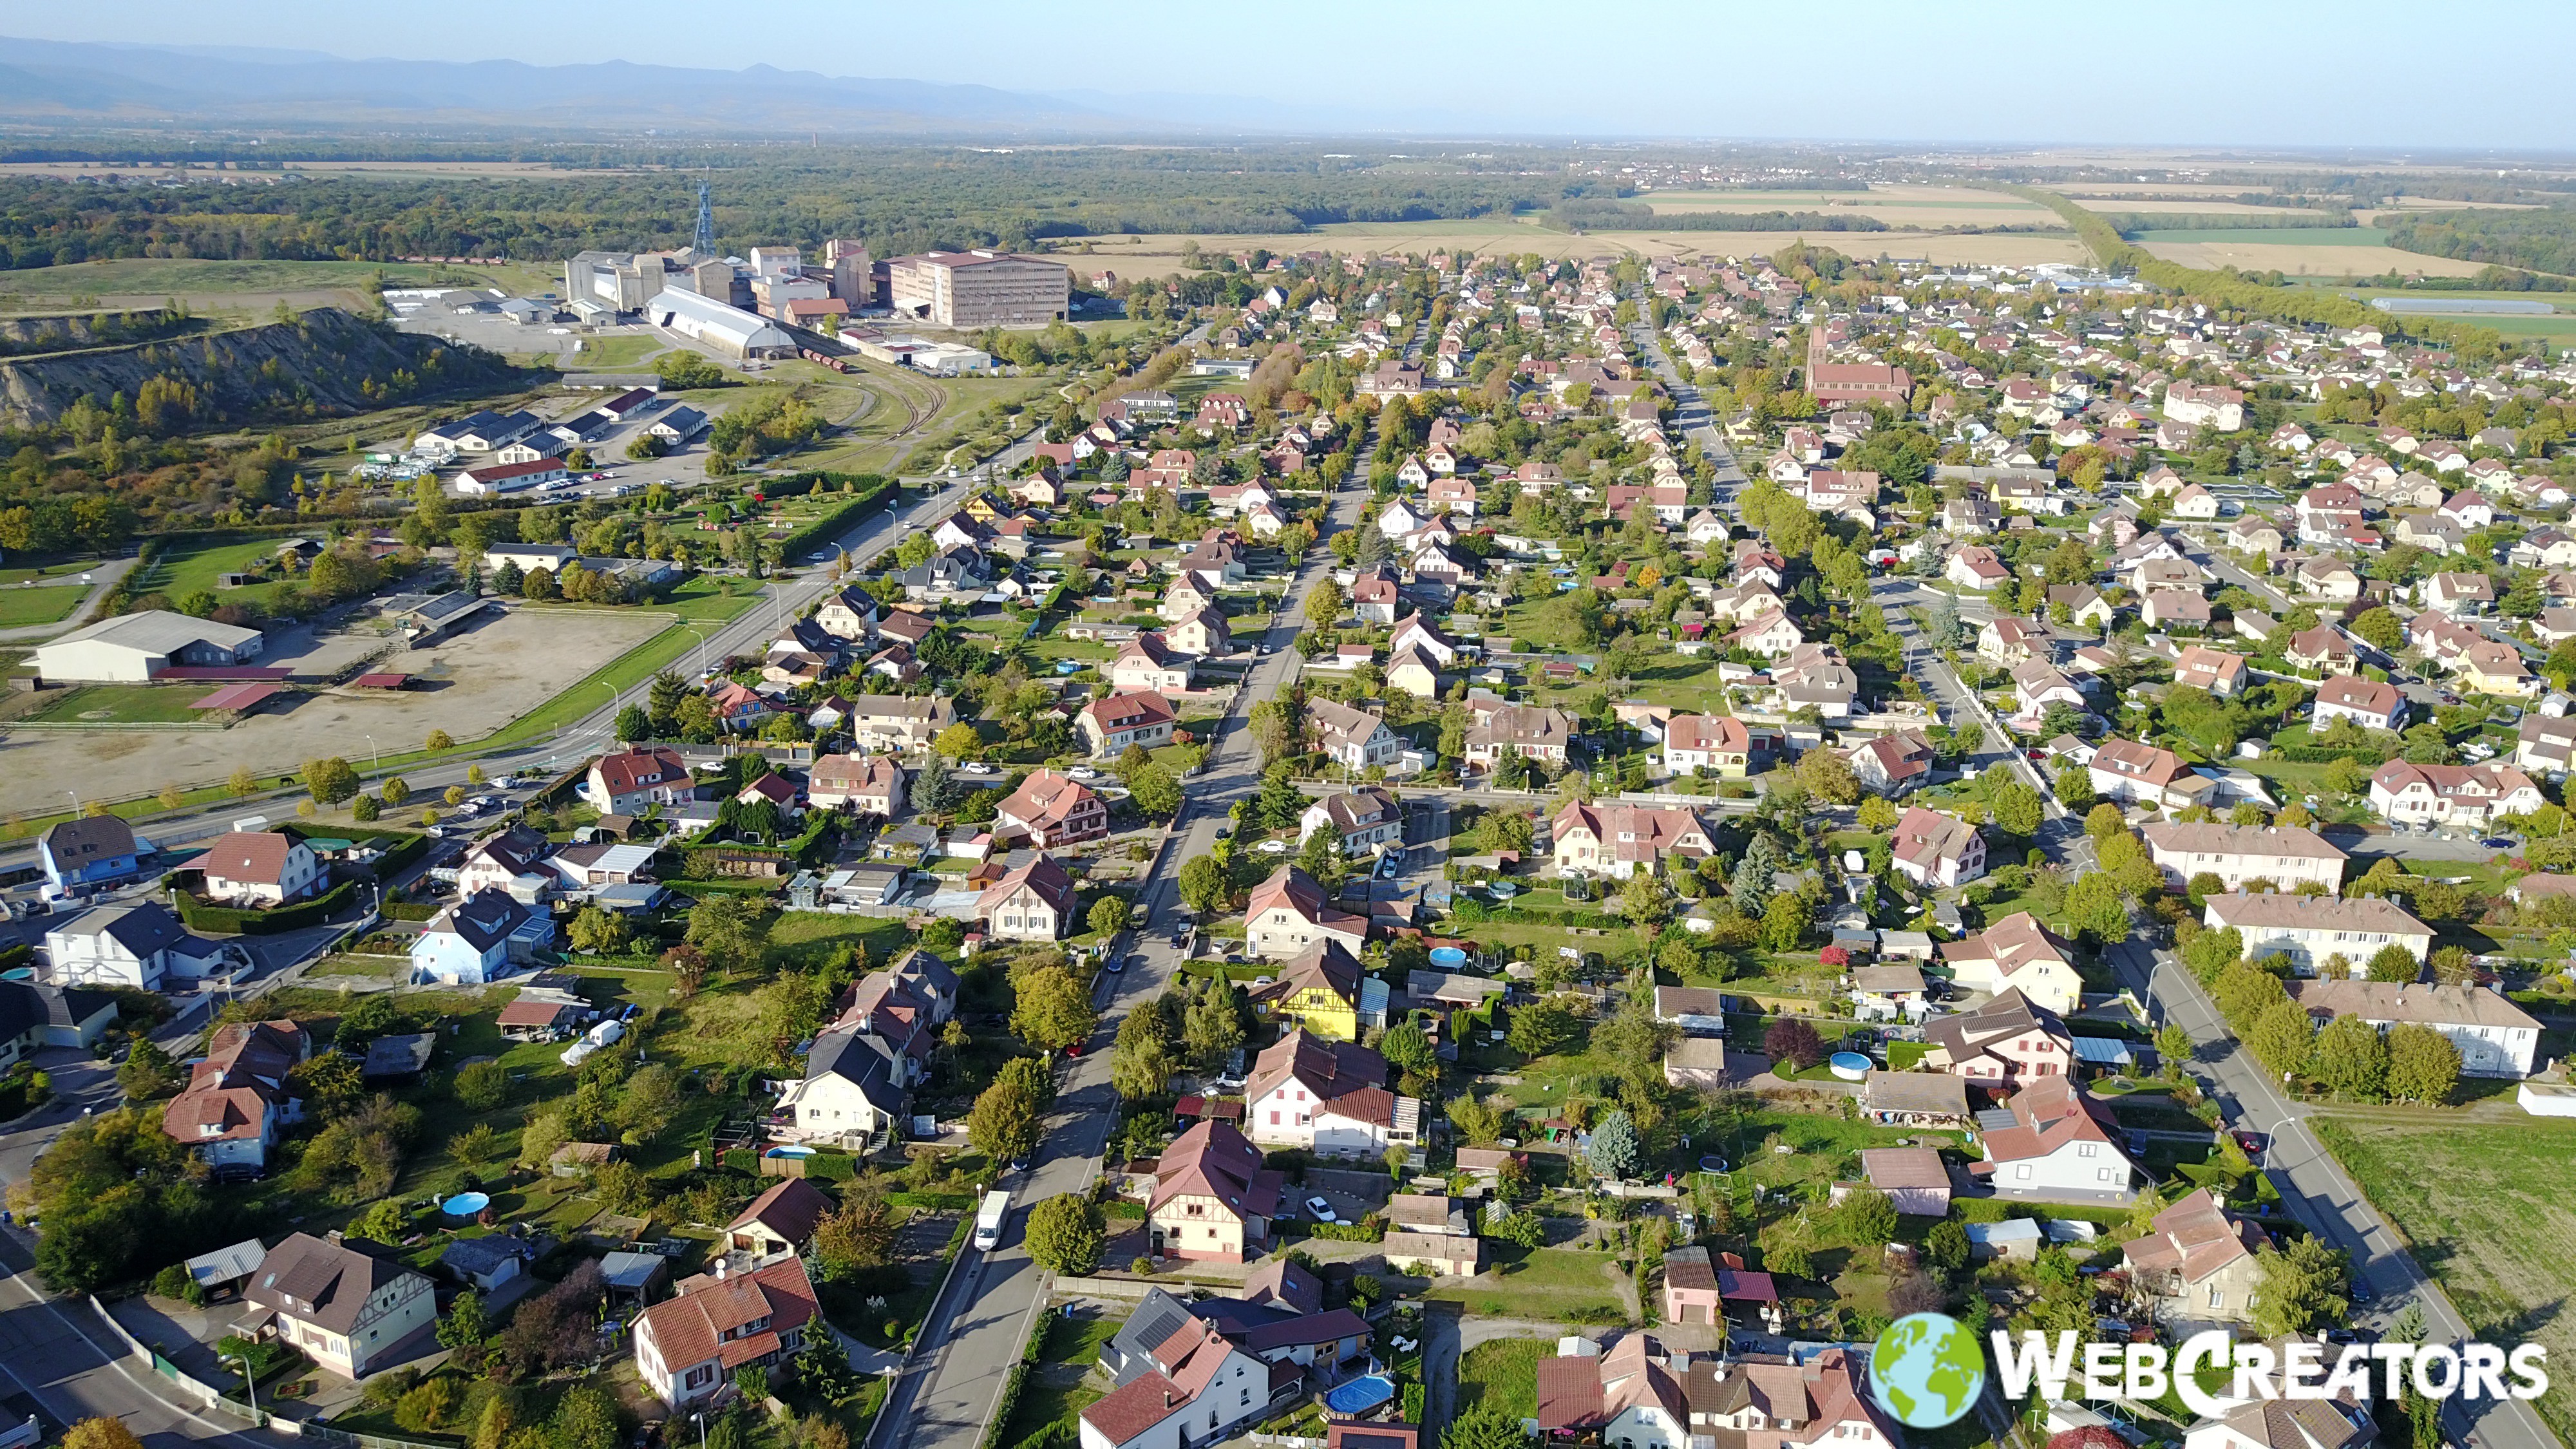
[86,1293,263,1426]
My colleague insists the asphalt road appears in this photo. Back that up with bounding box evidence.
[2110,937,2557,1449]
[870,345,1389,1449]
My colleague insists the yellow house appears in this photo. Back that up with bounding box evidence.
[961,494,1007,524]
[1253,938,1363,1041]
[2459,642,2538,698]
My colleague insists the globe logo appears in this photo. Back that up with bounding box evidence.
[1868,1312,1985,1429]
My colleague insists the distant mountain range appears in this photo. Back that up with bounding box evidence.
[0,38,1172,137]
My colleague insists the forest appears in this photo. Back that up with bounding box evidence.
[2382,207,2576,279]
[0,148,1613,269]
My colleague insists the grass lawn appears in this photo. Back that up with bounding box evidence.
[23,683,217,724]
[567,334,663,369]
[131,536,294,610]
[2311,1114,2576,1446]
[0,586,84,627]
[996,1308,1119,1445]
[0,562,91,585]
[1427,1244,1629,1324]
[1454,1338,1546,1419]
[764,911,918,973]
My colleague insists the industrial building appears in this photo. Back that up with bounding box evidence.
[562,251,668,316]
[647,289,797,359]
[885,251,1072,328]
[33,611,266,683]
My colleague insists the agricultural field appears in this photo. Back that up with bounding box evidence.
[1068,217,2090,272]
[2311,1115,2576,1444]
[1638,184,2063,228]
[0,583,86,628]
[2132,229,2488,276]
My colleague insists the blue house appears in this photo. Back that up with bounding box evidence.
[39,817,144,895]
[412,889,555,986]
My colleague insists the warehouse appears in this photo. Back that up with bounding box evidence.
[884,251,1071,328]
[646,289,796,359]
[33,611,266,683]
[457,457,569,495]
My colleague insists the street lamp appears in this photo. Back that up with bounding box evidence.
[366,735,379,771]
[231,1347,260,1423]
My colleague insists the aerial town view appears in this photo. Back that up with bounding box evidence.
[0,12,2573,1449]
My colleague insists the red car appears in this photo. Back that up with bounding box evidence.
[2233,1131,2266,1160]
[1063,1043,1084,1058]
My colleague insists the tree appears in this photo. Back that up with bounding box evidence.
[2366,944,2421,983]
[454,1059,509,1112]
[2310,1014,2389,1100]
[1797,749,1860,806]
[811,1184,899,1281]
[2385,1022,2461,1105]
[1856,795,1899,831]
[1758,893,1809,951]
[62,1423,142,1449]
[2084,802,2126,840]
[2054,762,2096,811]
[1012,966,1097,1052]
[438,1289,493,1350]
[2351,607,2405,654]
[1473,808,1534,855]
[227,765,258,798]
[2183,925,2243,983]
[380,775,412,806]
[1765,1018,1826,1070]
[615,705,650,743]
[2155,1023,2196,1074]
[1181,976,1244,1068]
[302,756,359,806]
[2250,1235,2349,1339]
[350,1198,412,1244]
[968,1071,1044,1164]
[1832,1187,1899,1250]
[2063,873,2132,943]
[352,794,382,822]
[1023,1193,1106,1274]
[1111,1003,1175,1103]
[567,905,631,956]
[1179,854,1228,914]
[117,1040,183,1101]
[1990,781,2043,838]
[549,1385,621,1449]
[1587,1109,1642,1180]
[1379,1023,1439,1083]
[426,728,454,752]
[2246,998,2317,1076]
[1443,1405,1530,1449]
[1129,763,1184,817]
[1924,1218,1971,1278]
[684,893,768,976]
[1620,869,1671,927]
[1506,999,1577,1057]
[934,723,983,761]
[1087,895,1133,937]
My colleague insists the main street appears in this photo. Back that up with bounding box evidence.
[870,332,1398,1449]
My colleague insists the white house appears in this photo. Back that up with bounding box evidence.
[1888,807,1985,889]
[1296,788,1402,857]
[2139,822,2347,895]
[634,1257,819,1408]
[1244,1030,1410,1159]
[1976,1074,2141,1202]
[158,1019,308,1172]
[410,890,556,985]
[2367,759,2547,829]
[2285,980,2543,1079]
[198,831,323,909]
[772,1029,912,1148]
[242,1231,438,1379]
[2201,893,2433,977]
[46,902,232,990]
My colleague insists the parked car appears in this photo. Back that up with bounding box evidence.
[1305,1197,1337,1224]
[2233,1131,2266,1160]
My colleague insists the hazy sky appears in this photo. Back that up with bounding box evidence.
[4,0,2571,146]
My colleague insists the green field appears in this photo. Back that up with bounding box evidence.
[2312,1115,2576,1444]
[1455,1338,1544,1418]
[23,683,216,724]
[1430,1250,1629,1326]
[0,562,92,586]
[130,536,290,608]
[2133,226,2392,246]
[0,256,553,303]
[0,586,84,628]
[565,334,664,369]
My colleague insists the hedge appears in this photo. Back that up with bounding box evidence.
[0,945,26,974]
[887,1191,976,1211]
[722,1148,757,1175]
[773,474,898,561]
[2264,743,2385,764]
[1302,1218,1386,1243]
[384,902,440,922]
[1103,1200,1148,1220]
[171,880,357,935]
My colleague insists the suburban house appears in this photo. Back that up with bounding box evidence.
[411,889,556,986]
[846,694,958,752]
[2519,714,2576,775]
[1464,703,1577,766]
[2181,1394,2376,1449]
[994,770,1110,848]
[1844,1148,1954,1217]
[1549,802,1719,880]
[1248,939,1365,1038]
[45,901,231,990]
[1148,1120,1282,1261]
[1937,912,2081,1016]
[2121,1189,2267,1331]
[726,1179,833,1260]
[1244,1030,1412,1159]
[2172,646,2249,698]
[2139,822,2347,895]
[1111,634,1196,696]
[160,1019,309,1172]
[1922,988,2074,1085]
[1296,788,1402,858]
[2368,759,2546,829]
[1307,698,1405,772]
[633,1256,819,1408]
[1243,869,1368,960]
[2286,980,2542,1078]
[198,831,325,909]
[37,816,144,895]
[243,1231,437,1378]
[2201,893,2433,978]
[1888,807,1985,889]
[773,1028,912,1149]
[808,753,907,817]
[585,746,696,815]
[1077,1310,1282,1449]
[2088,738,2217,811]
[1972,1073,2141,1203]
[1534,1332,1694,1449]
[1846,730,1935,796]
[2311,676,2407,733]
[1945,544,2011,591]
[978,851,1079,943]
[1662,714,1764,777]
[1079,691,1179,758]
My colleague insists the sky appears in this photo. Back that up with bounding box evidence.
[3,0,2573,147]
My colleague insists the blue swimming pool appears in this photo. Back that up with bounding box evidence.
[1324,1376,1395,1416]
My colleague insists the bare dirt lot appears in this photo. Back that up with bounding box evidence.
[0,607,662,815]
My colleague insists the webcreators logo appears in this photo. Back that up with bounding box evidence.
[1866,1314,2552,1430]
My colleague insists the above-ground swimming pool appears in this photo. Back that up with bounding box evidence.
[1428,947,1468,969]
[1323,1376,1395,1416]
[441,1191,491,1217]
[766,1145,815,1159]
[1829,1052,1872,1081]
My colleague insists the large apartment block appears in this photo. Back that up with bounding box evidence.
[886,251,1072,327]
